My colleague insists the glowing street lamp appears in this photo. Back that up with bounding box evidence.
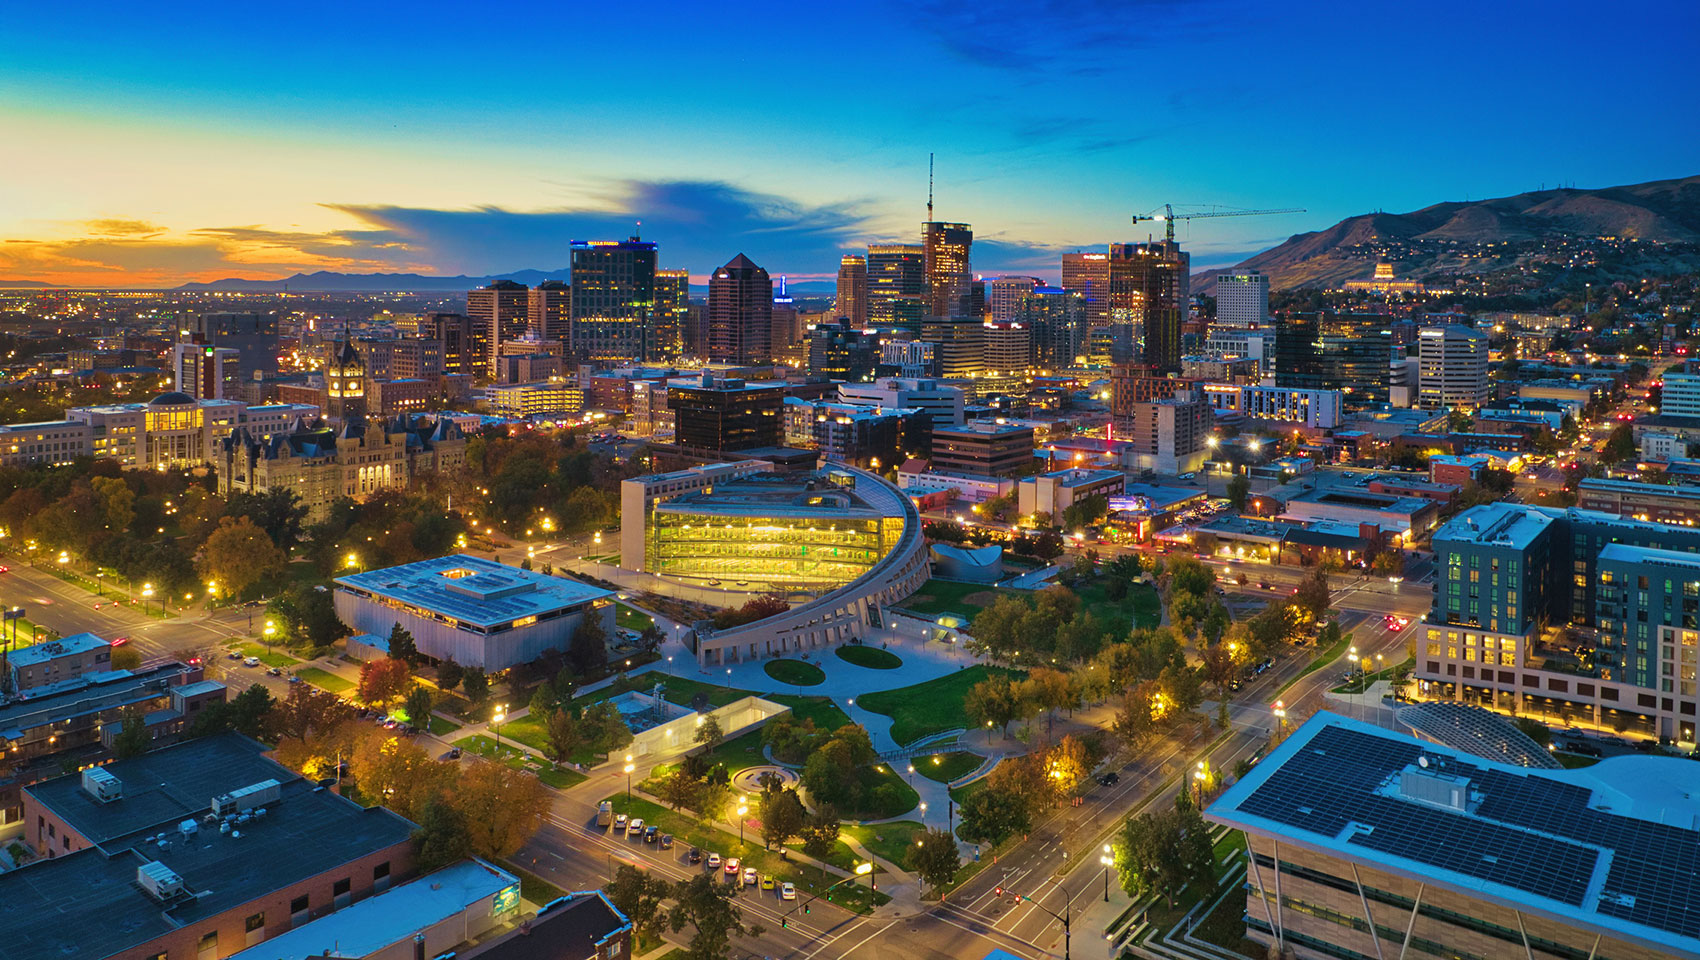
[736,799,749,845]
[623,755,636,798]
[856,860,876,891]
[264,620,277,653]
[141,582,154,616]
[492,704,508,752]
[1100,844,1115,901]
[345,552,360,571]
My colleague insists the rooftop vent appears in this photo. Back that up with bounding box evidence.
[211,778,280,816]
[82,766,122,803]
[1399,766,1475,814]
[136,861,186,901]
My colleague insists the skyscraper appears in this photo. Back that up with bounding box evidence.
[770,276,800,365]
[1017,286,1088,370]
[867,244,927,333]
[982,321,1031,374]
[1417,324,1490,410]
[466,280,528,378]
[1061,252,1112,362]
[835,255,868,327]
[1276,311,1393,408]
[806,318,880,382]
[187,312,279,379]
[1214,272,1269,329]
[988,276,1042,323]
[706,253,773,365]
[173,342,241,400]
[653,268,690,361]
[571,239,657,364]
[526,280,572,342]
[923,221,973,317]
[1107,243,1183,373]
[918,315,985,380]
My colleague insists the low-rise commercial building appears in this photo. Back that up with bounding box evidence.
[1201,384,1343,429]
[1279,488,1441,538]
[1577,476,1700,525]
[0,661,221,773]
[6,632,114,692]
[1016,467,1124,520]
[781,397,930,468]
[457,890,633,960]
[333,555,615,672]
[485,380,585,418]
[929,420,1035,478]
[837,377,965,427]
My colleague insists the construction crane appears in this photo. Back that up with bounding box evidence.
[1132,204,1306,243]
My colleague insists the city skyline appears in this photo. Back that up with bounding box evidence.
[2,0,1697,288]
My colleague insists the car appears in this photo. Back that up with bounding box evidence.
[287,675,302,684]
[706,852,721,870]
[742,867,757,887]
[688,847,702,864]
[1258,581,1272,590]
[760,874,775,890]
[0,565,9,573]
[110,636,129,646]
[227,652,242,660]
[781,882,796,901]
[1096,771,1120,786]
[1388,576,1405,584]
[644,825,660,843]
[660,834,674,849]
[725,857,740,874]
[243,656,260,667]
[628,818,644,837]
[447,747,462,760]
[614,814,629,832]
[266,667,282,677]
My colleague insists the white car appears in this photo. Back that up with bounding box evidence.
[706,852,722,870]
[781,882,796,901]
[614,814,628,832]
[627,818,644,837]
[243,656,261,667]
[742,867,758,887]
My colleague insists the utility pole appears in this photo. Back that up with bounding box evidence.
[997,881,1078,960]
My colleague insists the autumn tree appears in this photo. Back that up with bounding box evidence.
[906,828,961,897]
[1044,734,1094,800]
[110,645,143,671]
[1199,642,1239,699]
[964,674,1022,738]
[267,682,349,742]
[358,657,413,709]
[1021,668,1075,734]
[200,515,287,599]
[453,762,551,860]
[412,799,472,871]
[350,728,455,821]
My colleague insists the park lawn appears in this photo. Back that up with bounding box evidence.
[900,579,1019,617]
[699,730,766,776]
[576,674,753,710]
[915,751,983,784]
[498,714,553,753]
[427,715,462,736]
[295,667,353,695]
[454,734,532,765]
[1074,577,1162,631]
[783,836,861,873]
[602,794,888,913]
[616,603,655,631]
[835,644,902,669]
[1330,656,1415,694]
[842,820,927,871]
[856,665,1027,746]
[857,762,922,820]
[949,776,988,804]
[766,694,851,731]
[234,643,300,669]
[764,659,825,687]
[454,735,586,789]
[536,766,589,789]
[1555,752,1600,769]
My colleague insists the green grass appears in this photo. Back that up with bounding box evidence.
[233,642,300,669]
[842,820,927,870]
[1330,656,1414,694]
[698,730,766,776]
[575,674,753,710]
[603,794,889,913]
[766,694,851,732]
[835,645,902,669]
[1274,629,1353,697]
[1555,752,1600,769]
[454,735,586,789]
[914,751,982,784]
[500,860,567,906]
[856,665,1027,746]
[900,579,1018,616]
[764,659,825,687]
[949,776,988,804]
[1074,577,1162,630]
[427,715,462,736]
[537,766,589,789]
[783,837,862,873]
[455,734,532,763]
[858,762,923,820]
[295,667,353,694]
[497,714,552,753]
[616,603,655,631]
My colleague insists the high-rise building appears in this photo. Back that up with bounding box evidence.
[1017,286,1088,370]
[173,342,241,400]
[983,321,1032,374]
[1214,272,1269,328]
[919,315,986,380]
[1276,311,1394,408]
[429,313,473,378]
[835,255,869,327]
[571,239,657,364]
[652,269,690,361]
[325,334,367,422]
[1417,324,1490,410]
[526,280,571,343]
[1107,243,1183,372]
[879,340,936,379]
[922,221,973,317]
[668,371,784,451]
[806,318,880,382]
[867,244,927,333]
[186,312,279,378]
[770,276,801,365]
[706,254,773,365]
[988,276,1042,323]
[466,280,528,378]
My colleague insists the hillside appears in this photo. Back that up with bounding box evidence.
[1196,174,1700,292]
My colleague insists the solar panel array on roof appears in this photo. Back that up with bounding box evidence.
[1231,721,1700,941]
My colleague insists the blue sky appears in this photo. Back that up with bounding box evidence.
[1,0,1695,286]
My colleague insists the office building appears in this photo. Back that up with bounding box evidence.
[1206,326,1275,375]
[806,318,880,382]
[186,312,279,378]
[1214,271,1269,328]
[652,268,690,361]
[866,244,927,333]
[1662,360,1700,419]
[1280,487,1441,538]
[987,276,1042,323]
[1124,390,1211,475]
[1201,384,1344,429]
[526,280,572,342]
[466,280,529,378]
[770,277,801,364]
[707,253,773,365]
[930,420,1034,477]
[878,339,934,378]
[922,221,973,317]
[1276,311,1393,408]
[1418,324,1490,410]
[357,337,445,382]
[918,315,985,380]
[834,254,869,328]
[29,395,315,472]
[1108,242,1183,372]
[1577,477,1700,525]
[429,312,475,378]
[484,380,585,419]
[668,371,785,451]
[838,377,964,427]
[494,353,564,386]
[1210,712,1700,960]
[335,554,613,671]
[1016,467,1125,520]
[983,321,1031,374]
[173,342,241,400]
[783,397,929,468]
[1018,285,1088,369]
[571,238,657,364]
[1181,355,1260,383]
[1061,251,1111,334]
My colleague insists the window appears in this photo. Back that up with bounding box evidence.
[196,930,218,960]
[334,876,352,909]
[291,894,310,927]
[245,913,265,932]
[374,861,391,893]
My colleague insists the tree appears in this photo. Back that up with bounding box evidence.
[694,714,723,748]
[799,804,840,860]
[267,682,348,742]
[1114,799,1217,908]
[1291,566,1332,622]
[758,788,806,851]
[964,674,1021,737]
[657,766,705,811]
[387,622,420,666]
[462,667,489,703]
[404,686,435,728]
[544,708,580,762]
[1199,643,1239,698]
[669,873,761,960]
[906,828,961,897]
[358,658,414,709]
[350,729,455,821]
[1044,734,1093,799]
[412,799,472,871]
[225,488,309,550]
[568,616,609,674]
[200,516,287,599]
[229,683,274,738]
[453,762,551,860]
[1021,668,1075,733]
[110,645,142,671]
[1226,473,1251,512]
[112,710,150,758]
[958,783,1031,846]
[91,476,137,533]
[437,658,464,692]
[608,864,673,947]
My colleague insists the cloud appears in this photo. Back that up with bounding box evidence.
[83,218,166,238]
[897,0,1241,76]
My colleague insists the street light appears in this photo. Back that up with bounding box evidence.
[919,801,927,826]
[856,860,875,892]
[1193,761,1209,807]
[345,553,360,571]
[141,583,154,616]
[1273,699,1287,735]
[736,799,749,845]
[492,704,508,753]
[1100,844,1114,902]
[264,620,277,654]
[623,755,635,799]
[987,719,995,744]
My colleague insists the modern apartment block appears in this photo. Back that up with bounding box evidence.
[1577,476,1700,525]
[1417,324,1490,410]
[1213,272,1269,328]
[1016,285,1088,370]
[987,276,1041,323]
[838,377,965,427]
[1276,311,1393,407]
[1121,390,1211,475]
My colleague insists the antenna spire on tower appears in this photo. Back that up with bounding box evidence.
[927,153,934,222]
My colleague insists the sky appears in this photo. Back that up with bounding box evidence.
[2,0,1696,288]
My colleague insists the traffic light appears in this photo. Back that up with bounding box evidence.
[995,886,1004,897]
[803,903,811,914]
[781,918,788,929]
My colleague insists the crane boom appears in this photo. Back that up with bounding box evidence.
[1131,204,1306,242]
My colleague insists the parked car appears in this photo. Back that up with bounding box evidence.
[706,853,722,870]
[243,656,260,667]
[781,882,797,901]
[742,867,757,887]
[644,825,660,843]
[724,857,740,875]
[660,834,674,849]
[627,818,644,837]
[688,846,702,863]
[614,814,628,833]
[760,875,775,890]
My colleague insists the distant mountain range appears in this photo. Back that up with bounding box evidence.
[173,268,573,292]
[1196,173,1700,292]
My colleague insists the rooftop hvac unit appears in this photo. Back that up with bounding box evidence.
[211,778,281,816]
[82,767,123,803]
[137,861,186,901]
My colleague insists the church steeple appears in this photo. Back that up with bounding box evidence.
[326,329,366,423]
